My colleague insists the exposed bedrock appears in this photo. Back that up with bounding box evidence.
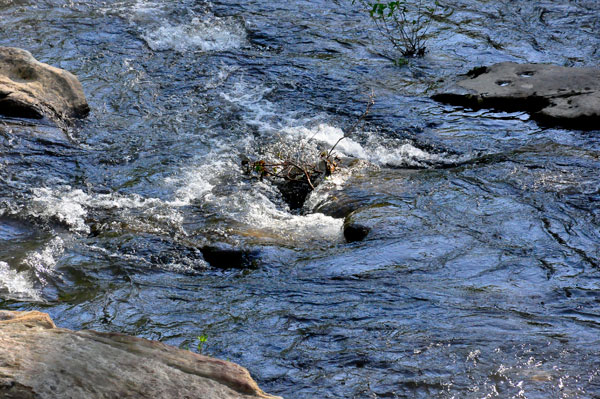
[0,310,280,399]
[432,62,600,130]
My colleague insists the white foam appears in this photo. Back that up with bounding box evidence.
[220,82,281,131]
[164,155,344,243]
[221,79,463,169]
[130,0,163,17]
[0,261,41,301]
[30,187,89,233]
[371,142,455,167]
[214,80,469,234]
[166,164,217,207]
[236,190,344,242]
[286,123,462,168]
[284,124,368,159]
[142,16,246,52]
[105,1,246,53]
[28,186,183,235]
[21,237,64,285]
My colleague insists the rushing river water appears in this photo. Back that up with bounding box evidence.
[1,0,600,397]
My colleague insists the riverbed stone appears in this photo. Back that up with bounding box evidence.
[201,244,260,269]
[343,222,370,243]
[0,47,89,123]
[0,310,280,399]
[432,62,600,130]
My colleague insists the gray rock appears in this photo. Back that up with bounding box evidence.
[0,310,281,399]
[432,62,600,130]
[0,47,89,123]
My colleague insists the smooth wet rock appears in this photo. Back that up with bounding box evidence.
[314,196,361,219]
[0,47,89,123]
[432,62,600,130]
[275,179,313,210]
[0,310,280,399]
[343,221,370,243]
[201,244,260,269]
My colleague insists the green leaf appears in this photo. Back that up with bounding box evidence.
[394,57,409,66]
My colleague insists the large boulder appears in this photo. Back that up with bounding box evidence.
[432,62,600,130]
[0,310,280,399]
[0,47,89,123]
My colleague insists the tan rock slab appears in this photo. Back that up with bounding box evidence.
[0,47,89,123]
[0,310,281,399]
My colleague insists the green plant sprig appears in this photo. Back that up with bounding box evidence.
[352,0,449,58]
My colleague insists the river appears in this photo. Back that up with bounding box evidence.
[0,0,599,397]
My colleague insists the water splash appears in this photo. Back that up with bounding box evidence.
[286,123,467,168]
[28,186,183,235]
[21,236,64,285]
[142,15,246,53]
[222,80,466,169]
[106,0,246,53]
[30,187,89,233]
[0,261,41,301]
[165,159,344,244]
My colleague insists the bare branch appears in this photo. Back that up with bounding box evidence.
[327,91,375,158]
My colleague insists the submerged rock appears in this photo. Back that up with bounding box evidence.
[314,196,361,219]
[432,62,600,130]
[274,179,313,211]
[0,47,89,123]
[201,244,260,269]
[343,221,370,243]
[0,310,280,399]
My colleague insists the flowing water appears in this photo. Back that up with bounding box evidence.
[1,0,599,397]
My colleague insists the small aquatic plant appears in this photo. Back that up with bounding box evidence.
[352,0,449,58]
[197,334,208,354]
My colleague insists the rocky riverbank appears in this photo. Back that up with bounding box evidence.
[0,311,280,399]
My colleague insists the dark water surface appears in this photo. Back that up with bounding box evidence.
[1,0,599,397]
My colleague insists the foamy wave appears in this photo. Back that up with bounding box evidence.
[371,142,457,168]
[130,0,163,17]
[0,261,41,301]
[221,80,462,168]
[22,237,64,285]
[167,160,344,243]
[107,1,246,53]
[29,186,182,234]
[30,188,89,233]
[238,191,344,242]
[287,123,460,168]
[166,163,218,206]
[220,82,279,130]
[284,124,368,159]
[143,16,246,52]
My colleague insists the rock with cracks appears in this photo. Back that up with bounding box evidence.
[0,310,281,399]
[0,47,89,123]
[432,62,600,130]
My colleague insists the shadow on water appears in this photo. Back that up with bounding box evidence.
[0,0,599,397]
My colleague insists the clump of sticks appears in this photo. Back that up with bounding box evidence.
[243,93,374,208]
